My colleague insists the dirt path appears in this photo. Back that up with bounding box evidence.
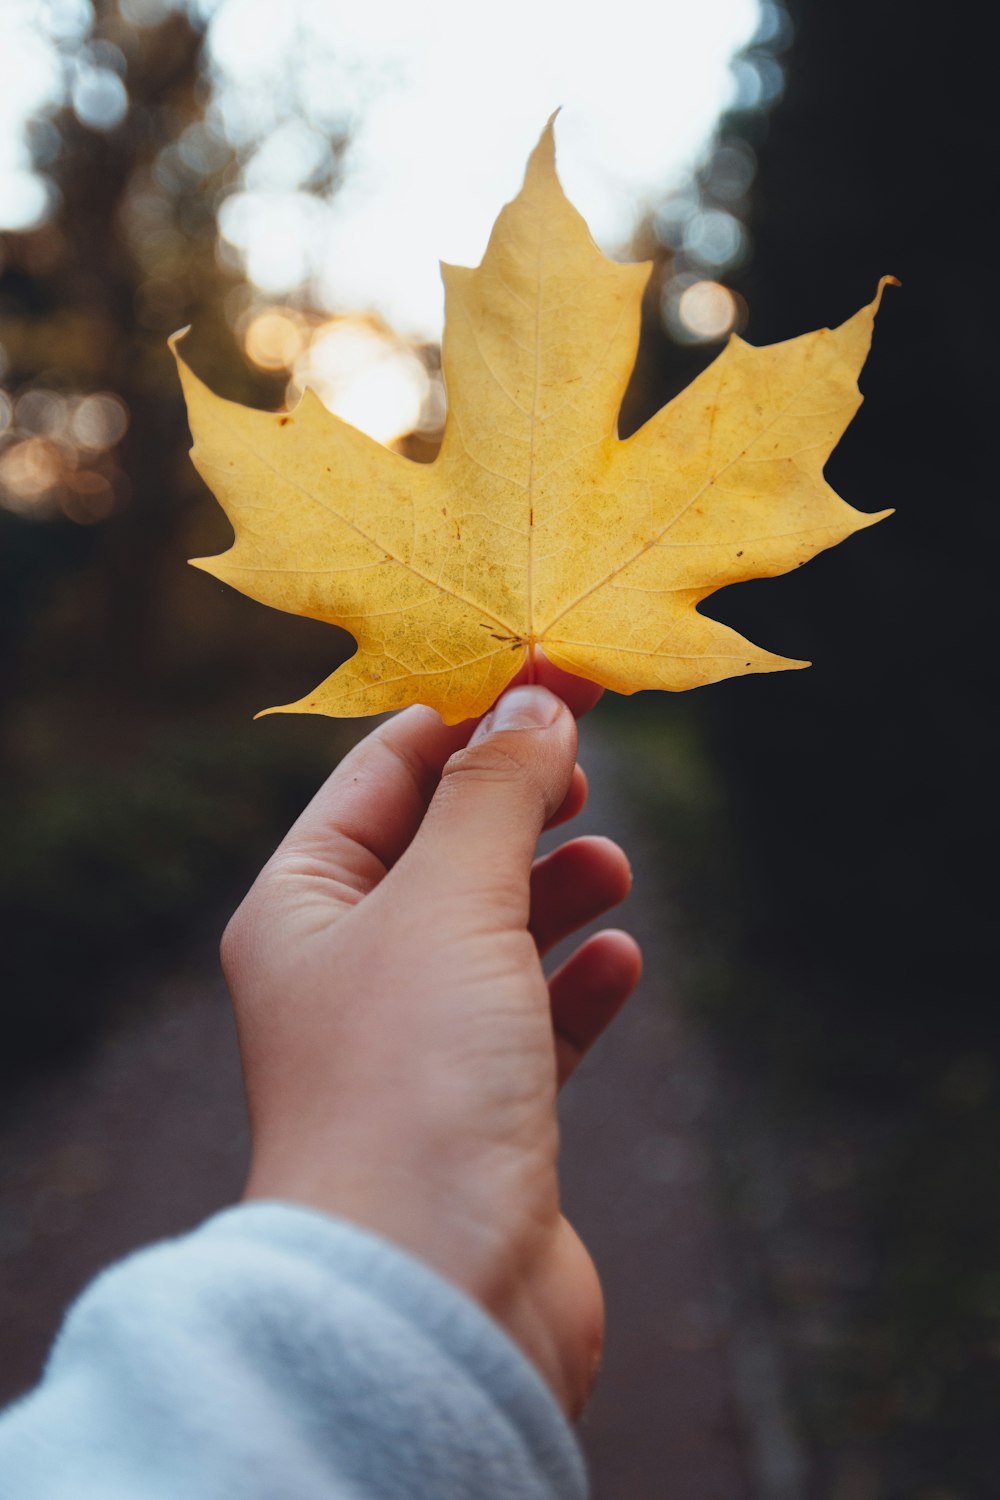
[0,721,801,1498]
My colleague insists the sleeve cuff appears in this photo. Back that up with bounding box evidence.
[2,1200,587,1500]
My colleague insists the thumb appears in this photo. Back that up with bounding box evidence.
[399,685,578,921]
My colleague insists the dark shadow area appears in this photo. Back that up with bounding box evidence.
[648,2,997,1494]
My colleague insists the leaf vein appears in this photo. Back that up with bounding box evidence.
[200,438,517,634]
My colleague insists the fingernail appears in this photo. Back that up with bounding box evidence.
[471,685,561,742]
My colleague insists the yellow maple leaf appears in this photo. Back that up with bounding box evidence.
[172,119,893,726]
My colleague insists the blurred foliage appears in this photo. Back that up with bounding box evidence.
[0,4,354,1084]
[0,723,340,1078]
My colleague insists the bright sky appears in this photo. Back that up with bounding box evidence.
[0,1,68,232]
[204,0,763,337]
[2,0,764,336]
[2,0,771,446]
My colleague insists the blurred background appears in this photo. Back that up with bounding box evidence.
[1,1,994,1496]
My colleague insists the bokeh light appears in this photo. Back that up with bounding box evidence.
[683,209,749,269]
[665,279,744,342]
[0,377,130,523]
[15,389,68,437]
[243,309,307,371]
[0,437,64,513]
[71,393,129,451]
[286,319,431,447]
[71,65,129,133]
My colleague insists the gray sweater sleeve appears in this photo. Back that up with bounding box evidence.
[0,1202,588,1500]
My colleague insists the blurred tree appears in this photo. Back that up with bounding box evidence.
[695,4,999,1491]
[702,0,992,1059]
[0,2,348,1079]
[2,4,278,718]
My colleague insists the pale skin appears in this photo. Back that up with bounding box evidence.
[223,659,642,1417]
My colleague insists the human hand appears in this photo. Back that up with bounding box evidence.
[222,661,641,1415]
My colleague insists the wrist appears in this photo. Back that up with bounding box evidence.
[242,1165,600,1417]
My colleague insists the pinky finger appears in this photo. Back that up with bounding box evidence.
[549,929,642,1087]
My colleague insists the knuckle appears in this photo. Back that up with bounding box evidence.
[441,739,532,786]
[437,738,551,827]
[218,870,276,986]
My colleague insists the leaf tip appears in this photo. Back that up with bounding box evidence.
[873,275,901,310]
[527,112,560,183]
[167,325,192,359]
[856,505,895,531]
